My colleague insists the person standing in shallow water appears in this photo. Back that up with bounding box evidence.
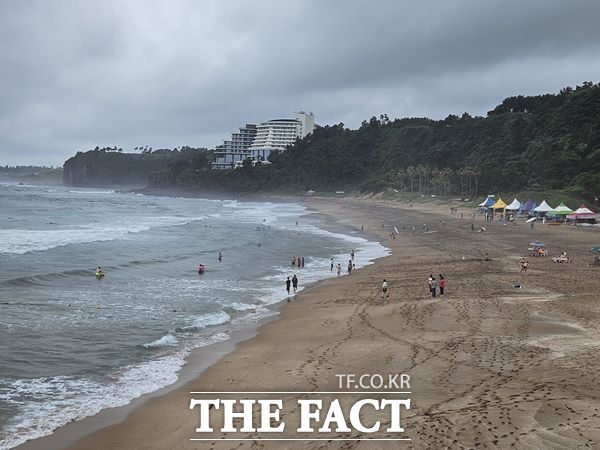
[330,258,334,271]
[350,249,355,261]
[347,260,353,275]
[292,275,298,293]
[336,263,341,276]
[285,277,291,296]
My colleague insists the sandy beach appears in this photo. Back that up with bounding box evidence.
[18,196,600,449]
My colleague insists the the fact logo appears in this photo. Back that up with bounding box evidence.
[189,373,411,442]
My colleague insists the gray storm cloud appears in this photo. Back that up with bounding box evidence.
[1,0,599,165]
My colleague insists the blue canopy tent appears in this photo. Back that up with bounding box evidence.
[478,196,495,208]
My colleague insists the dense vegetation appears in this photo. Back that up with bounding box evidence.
[67,82,600,202]
[0,165,63,184]
[63,146,211,186]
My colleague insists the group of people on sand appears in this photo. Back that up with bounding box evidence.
[292,256,305,267]
[427,274,446,298]
[379,274,447,299]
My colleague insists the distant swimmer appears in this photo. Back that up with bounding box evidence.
[258,242,262,247]
[95,267,105,278]
[218,252,222,262]
[198,263,205,274]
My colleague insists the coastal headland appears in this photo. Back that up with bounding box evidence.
[18,196,600,449]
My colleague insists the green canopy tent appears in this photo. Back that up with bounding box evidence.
[552,202,573,216]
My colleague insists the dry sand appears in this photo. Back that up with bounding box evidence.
[20,197,600,449]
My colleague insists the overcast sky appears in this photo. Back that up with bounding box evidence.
[1,0,599,166]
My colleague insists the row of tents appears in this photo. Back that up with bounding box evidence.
[478,196,599,223]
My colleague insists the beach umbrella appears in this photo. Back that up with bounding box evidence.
[552,202,573,216]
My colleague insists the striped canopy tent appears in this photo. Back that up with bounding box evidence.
[533,200,554,216]
[478,195,495,208]
[506,198,521,211]
[552,202,574,216]
[566,205,600,223]
[492,198,507,218]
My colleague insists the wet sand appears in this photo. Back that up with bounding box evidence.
[18,197,600,449]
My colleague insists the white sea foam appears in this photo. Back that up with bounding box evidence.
[0,332,230,450]
[142,333,178,348]
[176,311,231,333]
[191,311,230,328]
[228,302,258,311]
[0,194,391,449]
[0,215,207,255]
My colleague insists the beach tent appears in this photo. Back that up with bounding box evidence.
[520,199,536,215]
[492,198,507,218]
[552,202,574,216]
[533,200,554,216]
[506,198,521,211]
[567,205,600,223]
[478,195,495,208]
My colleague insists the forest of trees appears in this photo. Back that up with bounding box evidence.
[63,146,211,186]
[66,82,600,201]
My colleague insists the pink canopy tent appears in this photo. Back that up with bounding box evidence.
[566,205,599,223]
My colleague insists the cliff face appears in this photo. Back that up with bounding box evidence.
[63,151,184,187]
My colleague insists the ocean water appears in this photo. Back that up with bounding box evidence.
[0,184,388,449]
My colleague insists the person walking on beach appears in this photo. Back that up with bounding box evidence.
[438,274,446,297]
[519,258,526,274]
[336,263,341,276]
[427,275,433,296]
[218,252,222,262]
[330,258,334,271]
[285,277,291,295]
[382,279,389,298]
[520,258,529,275]
[431,276,438,298]
[292,275,298,293]
[348,260,353,275]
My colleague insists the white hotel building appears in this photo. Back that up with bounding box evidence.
[212,112,315,169]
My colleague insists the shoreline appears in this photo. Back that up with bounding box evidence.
[12,193,600,449]
[12,194,389,450]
